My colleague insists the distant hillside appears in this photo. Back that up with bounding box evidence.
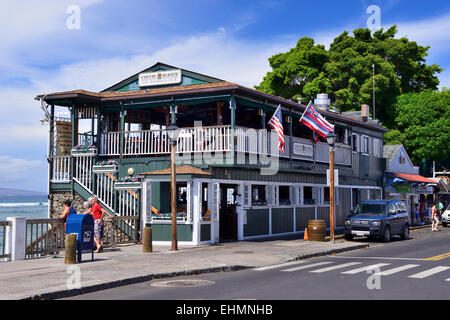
[0,188,46,198]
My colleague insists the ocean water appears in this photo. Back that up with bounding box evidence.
[0,196,48,256]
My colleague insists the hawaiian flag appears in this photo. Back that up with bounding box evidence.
[268,104,285,153]
[300,101,334,138]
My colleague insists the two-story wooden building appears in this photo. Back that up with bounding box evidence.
[37,62,387,245]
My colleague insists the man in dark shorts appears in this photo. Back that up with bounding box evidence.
[88,196,113,253]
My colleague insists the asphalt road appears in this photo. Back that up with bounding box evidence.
[66,226,450,300]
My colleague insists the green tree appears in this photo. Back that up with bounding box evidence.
[384,89,450,163]
[256,26,442,127]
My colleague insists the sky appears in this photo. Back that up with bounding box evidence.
[1,0,449,192]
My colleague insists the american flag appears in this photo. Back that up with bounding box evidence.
[300,101,334,138]
[268,104,285,153]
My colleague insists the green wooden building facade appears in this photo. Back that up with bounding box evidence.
[38,62,387,245]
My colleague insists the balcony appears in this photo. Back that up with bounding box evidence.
[96,125,352,165]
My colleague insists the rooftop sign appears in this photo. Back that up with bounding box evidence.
[138,69,182,87]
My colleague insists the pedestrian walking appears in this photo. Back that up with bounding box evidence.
[86,196,113,253]
[431,200,440,232]
[436,198,444,223]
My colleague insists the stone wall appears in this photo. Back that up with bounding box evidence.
[49,191,86,218]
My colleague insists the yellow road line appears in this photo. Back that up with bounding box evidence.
[424,252,450,261]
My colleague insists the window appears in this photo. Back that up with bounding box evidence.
[352,134,360,152]
[304,186,320,205]
[362,136,369,154]
[298,186,303,205]
[389,203,396,214]
[352,188,360,209]
[373,139,382,157]
[279,186,291,205]
[201,183,210,220]
[324,187,330,205]
[251,185,267,206]
[243,185,250,206]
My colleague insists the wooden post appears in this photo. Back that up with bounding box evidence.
[120,107,125,160]
[217,101,223,125]
[171,142,178,251]
[64,233,77,264]
[142,227,152,253]
[329,147,335,243]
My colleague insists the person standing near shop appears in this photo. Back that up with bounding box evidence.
[87,196,113,253]
[60,199,77,230]
[436,198,444,223]
[431,200,440,232]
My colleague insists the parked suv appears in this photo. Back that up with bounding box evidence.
[442,204,450,227]
[344,200,409,242]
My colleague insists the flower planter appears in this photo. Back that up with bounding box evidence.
[114,181,141,190]
[71,147,98,157]
[92,164,118,174]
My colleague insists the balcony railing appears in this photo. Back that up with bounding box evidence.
[96,125,352,165]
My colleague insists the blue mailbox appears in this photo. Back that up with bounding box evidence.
[66,214,95,262]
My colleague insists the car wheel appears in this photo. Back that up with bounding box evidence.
[344,234,353,241]
[381,226,391,243]
[443,222,448,227]
[400,224,409,240]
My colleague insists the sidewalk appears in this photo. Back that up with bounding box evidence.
[0,238,368,300]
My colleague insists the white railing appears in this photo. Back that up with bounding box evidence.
[235,126,281,157]
[100,131,120,156]
[124,129,170,155]
[78,133,95,146]
[118,190,138,217]
[73,155,94,191]
[101,125,232,156]
[96,173,115,212]
[51,155,71,182]
[176,125,231,153]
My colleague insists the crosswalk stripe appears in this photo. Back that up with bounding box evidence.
[281,261,333,272]
[408,266,450,279]
[446,278,450,282]
[341,263,391,274]
[375,264,419,276]
[253,260,309,271]
[310,262,362,273]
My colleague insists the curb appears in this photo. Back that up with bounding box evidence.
[25,265,249,300]
[285,243,369,262]
[24,243,369,300]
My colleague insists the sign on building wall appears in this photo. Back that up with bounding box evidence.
[396,184,412,193]
[55,121,72,155]
[293,142,313,157]
[138,69,182,87]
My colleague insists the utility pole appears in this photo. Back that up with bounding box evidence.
[372,63,375,119]
[329,147,335,243]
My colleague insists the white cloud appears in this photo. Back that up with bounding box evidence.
[0,156,46,184]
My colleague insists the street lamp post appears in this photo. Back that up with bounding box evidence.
[326,132,337,244]
[166,124,179,251]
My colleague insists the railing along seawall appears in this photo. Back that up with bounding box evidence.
[26,219,65,259]
[0,221,12,260]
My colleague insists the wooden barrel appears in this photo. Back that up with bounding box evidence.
[307,220,326,241]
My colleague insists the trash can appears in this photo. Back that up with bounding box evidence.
[66,214,95,262]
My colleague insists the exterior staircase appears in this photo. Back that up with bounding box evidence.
[72,154,140,243]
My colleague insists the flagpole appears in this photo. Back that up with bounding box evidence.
[299,100,311,123]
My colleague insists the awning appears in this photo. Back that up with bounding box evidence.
[392,173,437,184]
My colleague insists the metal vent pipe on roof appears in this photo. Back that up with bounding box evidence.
[314,93,330,111]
